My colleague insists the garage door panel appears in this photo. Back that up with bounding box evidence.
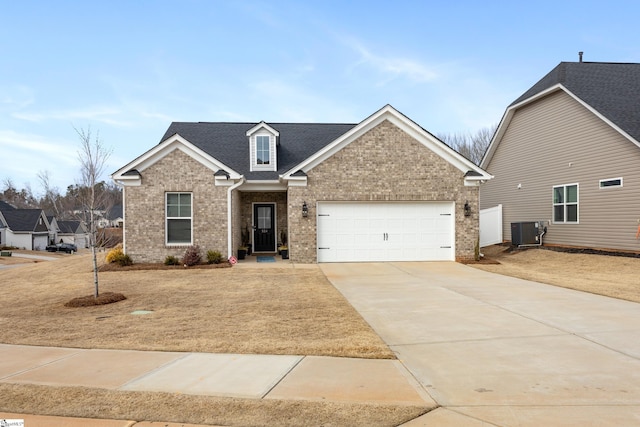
[317,202,454,263]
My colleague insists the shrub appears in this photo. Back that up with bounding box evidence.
[105,247,133,266]
[206,250,223,264]
[105,246,124,264]
[182,245,202,266]
[164,255,180,266]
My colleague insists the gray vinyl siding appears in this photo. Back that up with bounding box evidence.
[481,90,640,252]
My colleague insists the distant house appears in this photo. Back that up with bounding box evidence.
[0,202,50,250]
[57,220,89,248]
[46,215,59,245]
[480,61,640,252]
[97,204,123,228]
[112,105,492,263]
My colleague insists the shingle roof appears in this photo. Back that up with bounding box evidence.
[0,200,16,211]
[1,209,45,232]
[107,204,123,220]
[510,62,640,143]
[57,220,82,234]
[160,122,358,180]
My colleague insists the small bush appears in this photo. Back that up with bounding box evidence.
[206,250,223,264]
[182,245,202,266]
[164,255,180,266]
[108,250,133,267]
[105,246,130,265]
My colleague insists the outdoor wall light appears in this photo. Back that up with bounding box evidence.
[302,201,308,217]
[464,201,471,217]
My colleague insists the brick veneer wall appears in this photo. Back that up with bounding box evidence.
[124,149,228,263]
[288,119,479,263]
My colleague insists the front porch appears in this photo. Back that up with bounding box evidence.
[236,191,288,257]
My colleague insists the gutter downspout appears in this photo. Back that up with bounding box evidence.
[227,177,245,259]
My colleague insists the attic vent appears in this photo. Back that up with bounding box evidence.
[579,51,583,63]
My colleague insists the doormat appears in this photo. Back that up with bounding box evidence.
[257,256,275,263]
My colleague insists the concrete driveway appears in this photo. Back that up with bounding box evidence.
[321,262,640,426]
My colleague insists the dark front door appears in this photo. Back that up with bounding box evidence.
[253,204,275,252]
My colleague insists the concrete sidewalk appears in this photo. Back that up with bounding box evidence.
[322,261,640,426]
[0,344,434,426]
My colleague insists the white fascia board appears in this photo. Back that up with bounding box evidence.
[246,121,280,137]
[283,104,491,181]
[111,134,241,184]
[241,180,287,191]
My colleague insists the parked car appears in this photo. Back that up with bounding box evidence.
[46,243,78,254]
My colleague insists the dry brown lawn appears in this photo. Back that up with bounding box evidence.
[471,245,640,303]
[0,384,428,427]
[0,254,392,358]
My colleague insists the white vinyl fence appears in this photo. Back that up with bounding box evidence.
[479,204,502,247]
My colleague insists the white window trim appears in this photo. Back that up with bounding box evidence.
[599,177,623,189]
[250,131,277,172]
[165,192,193,246]
[552,183,579,224]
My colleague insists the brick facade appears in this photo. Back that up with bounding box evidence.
[123,119,480,264]
[287,119,479,263]
[124,149,228,263]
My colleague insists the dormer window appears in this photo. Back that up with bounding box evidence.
[256,135,270,165]
[247,122,279,172]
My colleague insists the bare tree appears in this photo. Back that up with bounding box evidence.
[439,124,497,166]
[75,126,113,298]
[37,170,63,217]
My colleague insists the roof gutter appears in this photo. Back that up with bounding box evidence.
[227,176,245,259]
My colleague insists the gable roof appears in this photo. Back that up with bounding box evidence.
[113,105,492,185]
[282,104,492,182]
[1,209,47,232]
[159,122,357,180]
[483,61,640,167]
[57,220,84,234]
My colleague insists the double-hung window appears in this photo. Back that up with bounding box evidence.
[553,184,578,223]
[256,135,270,165]
[166,192,192,244]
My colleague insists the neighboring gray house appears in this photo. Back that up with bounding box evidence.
[0,202,50,250]
[57,220,89,248]
[112,105,492,263]
[481,61,640,252]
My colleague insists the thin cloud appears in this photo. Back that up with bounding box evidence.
[344,37,439,85]
[0,84,35,110]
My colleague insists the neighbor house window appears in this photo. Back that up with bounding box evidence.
[166,192,192,244]
[256,135,270,165]
[599,177,623,189]
[553,184,578,223]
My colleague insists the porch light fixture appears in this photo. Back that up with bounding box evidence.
[464,201,471,217]
[302,201,308,218]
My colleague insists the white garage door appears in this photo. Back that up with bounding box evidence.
[317,202,455,263]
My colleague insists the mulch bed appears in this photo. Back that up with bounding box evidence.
[65,292,127,307]
[99,262,232,272]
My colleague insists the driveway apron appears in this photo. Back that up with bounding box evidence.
[321,262,640,426]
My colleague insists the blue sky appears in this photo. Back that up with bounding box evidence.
[2,0,640,193]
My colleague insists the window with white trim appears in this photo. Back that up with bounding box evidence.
[250,132,276,172]
[166,192,192,245]
[256,135,270,165]
[599,177,622,189]
[553,184,578,223]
